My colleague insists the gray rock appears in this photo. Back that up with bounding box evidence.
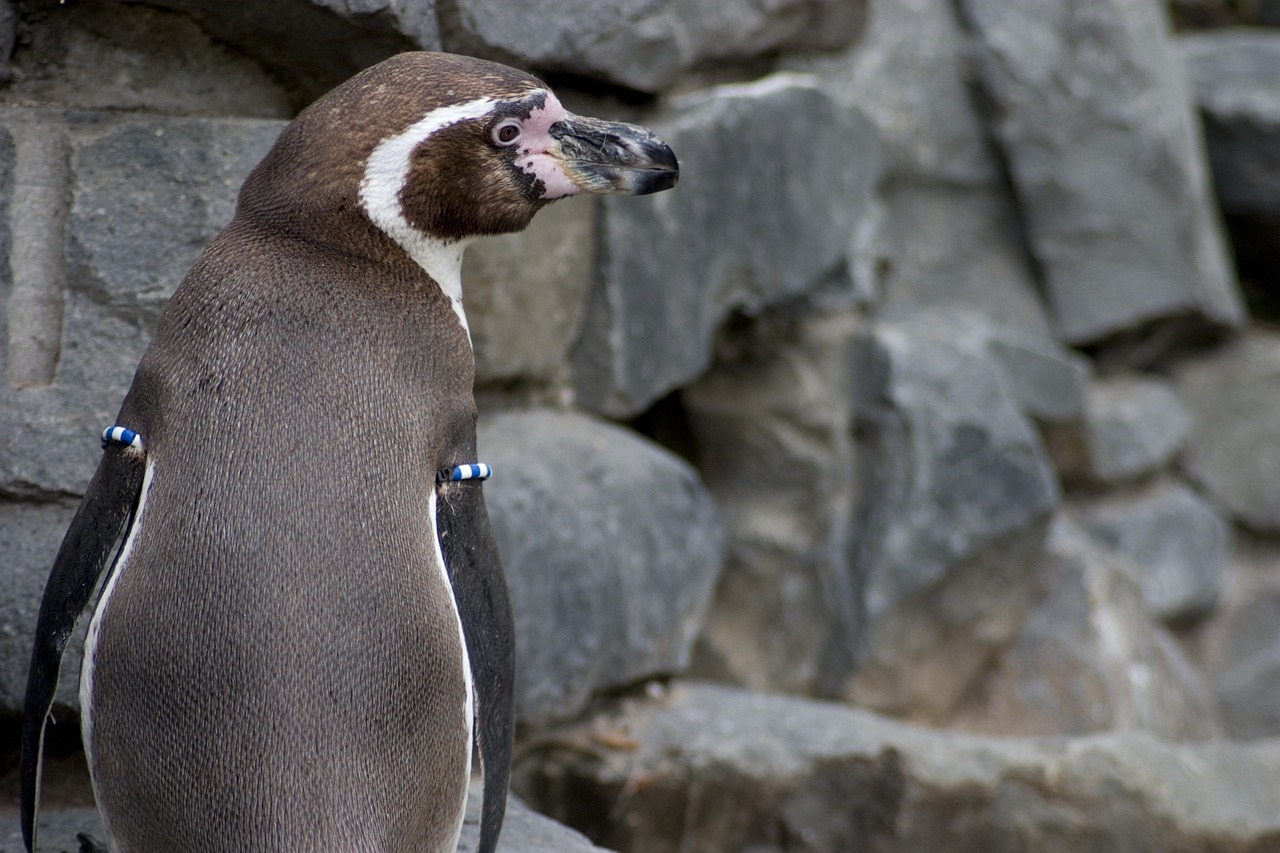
[0,786,613,853]
[138,0,438,100]
[853,311,1061,618]
[467,199,598,390]
[0,3,293,117]
[516,681,1280,853]
[958,0,1244,348]
[845,311,1061,722]
[983,325,1091,425]
[793,0,1054,339]
[683,311,862,698]
[0,500,80,716]
[1076,481,1226,624]
[477,409,724,728]
[1180,29,1280,222]
[1047,375,1192,486]
[1192,538,1280,739]
[1176,332,1280,534]
[572,73,882,417]
[443,0,865,94]
[0,110,283,497]
[949,517,1220,739]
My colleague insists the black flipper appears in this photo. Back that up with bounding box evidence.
[437,481,514,853]
[21,445,147,853]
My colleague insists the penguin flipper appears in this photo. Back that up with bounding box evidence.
[20,445,147,853]
[437,483,514,853]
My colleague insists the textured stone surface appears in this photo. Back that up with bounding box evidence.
[137,0,437,100]
[949,517,1220,739]
[443,0,866,94]
[516,682,1280,853]
[0,111,282,498]
[1076,480,1226,624]
[844,311,1061,722]
[959,0,1243,348]
[571,72,881,417]
[0,786,613,853]
[1191,538,1280,740]
[797,0,1053,339]
[1048,375,1192,486]
[0,500,80,716]
[1180,29,1280,222]
[0,3,293,117]
[1180,28,1280,286]
[1176,332,1280,534]
[684,311,862,698]
[477,409,724,728]
[467,199,598,389]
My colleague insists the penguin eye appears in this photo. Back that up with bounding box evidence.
[492,120,522,147]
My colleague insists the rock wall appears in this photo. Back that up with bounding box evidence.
[2,0,1280,849]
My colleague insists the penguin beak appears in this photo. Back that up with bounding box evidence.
[547,115,679,196]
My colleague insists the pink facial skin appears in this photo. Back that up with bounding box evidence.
[510,92,581,200]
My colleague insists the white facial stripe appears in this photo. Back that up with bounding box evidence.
[359,96,501,342]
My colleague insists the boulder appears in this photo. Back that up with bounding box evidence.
[466,199,598,389]
[442,0,866,94]
[948,517,1220,739]
[957,0,1244,349]
[571,72,882,418]
[1179,29,1280,224]
[477,409,725,728]
[1180,28,1280,288]
[0,110,284,497]
[796,0,1054,339]
[683,311,862,697]
[0,500,81,716]
[845,310,1061,722]
[1191,537,1280,740]
[1046,375,1192,486]
[516,682,1280,853]
[1075,480,1226,624]
[0,3,293,117]
[1175,332,1280,534]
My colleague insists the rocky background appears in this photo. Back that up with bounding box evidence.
[1,0,1280,850]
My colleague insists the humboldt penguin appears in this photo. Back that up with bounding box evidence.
[20,51,677,853]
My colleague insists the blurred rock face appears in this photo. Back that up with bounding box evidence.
[4,0,1280,851]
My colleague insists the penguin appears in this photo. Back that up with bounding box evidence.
[20,51,678,853]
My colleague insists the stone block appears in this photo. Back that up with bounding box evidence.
[0,110,283,497]
[683,311,862,697]
[443,0,866,94]
[1180,29,1280,223]
[1180,29,1280,286]
[138,0,439,99]
[1176,332,1280,534]
[795,0,1054,339]
[0,499,80,716]
[571,73,882,417]
[516,682,1280,853]
[1047,374,1192,486]
[958,0,1244,348]
[466,199,598,389]
[1076,481,1227,624]
[0,3,293,117]
[949,517,1220,739]
[845,311,1061,722]
[477,409,724,728]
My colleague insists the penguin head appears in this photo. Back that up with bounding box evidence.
[237,52,678,251]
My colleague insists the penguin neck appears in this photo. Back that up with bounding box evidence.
[387,230,475,342]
